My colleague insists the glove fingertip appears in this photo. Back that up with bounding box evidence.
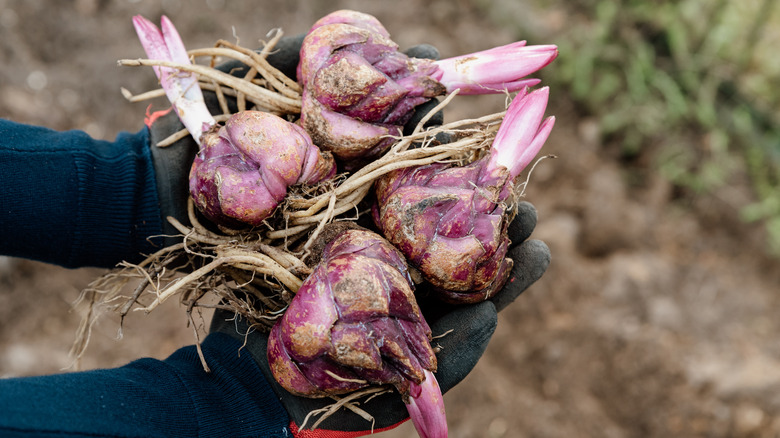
[431,301,498,393]
[510,238,551,270]
[403,43,440,60]
[266,33,305,80]
[492,239,550,313]
[508,201,538,246]
[402,98,444,135]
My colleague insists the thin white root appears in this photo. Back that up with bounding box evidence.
[141,252,303,313]
[517,154,557,197]
[298,387,390,431]
[118,58,301,113]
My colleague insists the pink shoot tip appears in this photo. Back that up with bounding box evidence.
[434,42,558,95]
[488,86,555,180]
[405,370,448,438]
[131,15,216,144]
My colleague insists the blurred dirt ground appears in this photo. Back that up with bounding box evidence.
[2,1,780,437]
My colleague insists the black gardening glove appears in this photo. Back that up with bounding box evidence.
[146,36,442,246]
[146,31,530,436]
[209,201,550,437]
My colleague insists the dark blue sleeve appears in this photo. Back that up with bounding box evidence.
[0,119,165,268]
[0,333,291,438]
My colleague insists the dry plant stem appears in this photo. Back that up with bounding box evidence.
[194,42,301,98]
[210,280,283,328]
[123,82,281,105]
[69,241,188,364]
[257,243,309,274]
[120,86,164,102]
[204,248,299,290]
[391,112,505,153]
[185,289,211,372]
[167,200,258,248]
[264,223,315,241]
[409,90,460,137]
[117,252,180,318]
[300,194,337,257]
[324,371,369,385]
[258,28,284,58]
[202,35,300,96]
[239,65,257,111]
[289,146,470,215]
[299,387,390,431]
[287,182,365,219]
[412,111,505,135]
[138,259,223,312]
[210,78,231,116]
[156,114,231,147]
[122,82,285,112]
[186,200,242,242]
[325,398,375,427]
[336,151,460,195]
[222,267,285,310]
[270,115,506,245]
[517,154,557,197]
[141,250,304,313]
[237,88,247,112]
[218,247,303,281]
[185,199,266,246]
[432,329,455,340]
[167,216,235,247]
[286,112,504,213]
[290,184,368,226]
[118,58,301,113]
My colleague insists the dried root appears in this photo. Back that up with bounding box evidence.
[298,387,393,432]
[119,29,302,147]
[278,109,506,233]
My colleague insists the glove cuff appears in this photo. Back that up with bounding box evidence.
[147,110,200,245]
[210,309,413,433]
[165,332,291,436]
[287,420,409,438]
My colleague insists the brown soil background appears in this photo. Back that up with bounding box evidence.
[2,1,780,437]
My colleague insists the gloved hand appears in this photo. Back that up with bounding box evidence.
[209,201,550,437]
[145,35,443,245]
[144,31,547,436]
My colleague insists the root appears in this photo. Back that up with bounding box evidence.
[119,58,301,113]
[185,289,211,372]
[298,386,392,431]
[70,216,302,363]
[516,153,557,198]
[119,32,302,147]
[279,105,506,236]
[119,32,300,114]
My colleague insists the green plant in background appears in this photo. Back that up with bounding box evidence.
[475,0,780,254]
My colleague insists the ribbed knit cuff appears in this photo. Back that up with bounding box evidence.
[163,333,292,437]
[68,128,164,267]
[0,119,164,268]
[0,334,290,438]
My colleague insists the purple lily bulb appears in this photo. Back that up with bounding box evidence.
[132,15,336,227]
[189,112,337,227]
[297,9,558,164]
[267,226,447,437]
[374,87,555,303]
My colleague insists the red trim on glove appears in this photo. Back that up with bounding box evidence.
[144,105,174,128]
[290,418,409,437]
